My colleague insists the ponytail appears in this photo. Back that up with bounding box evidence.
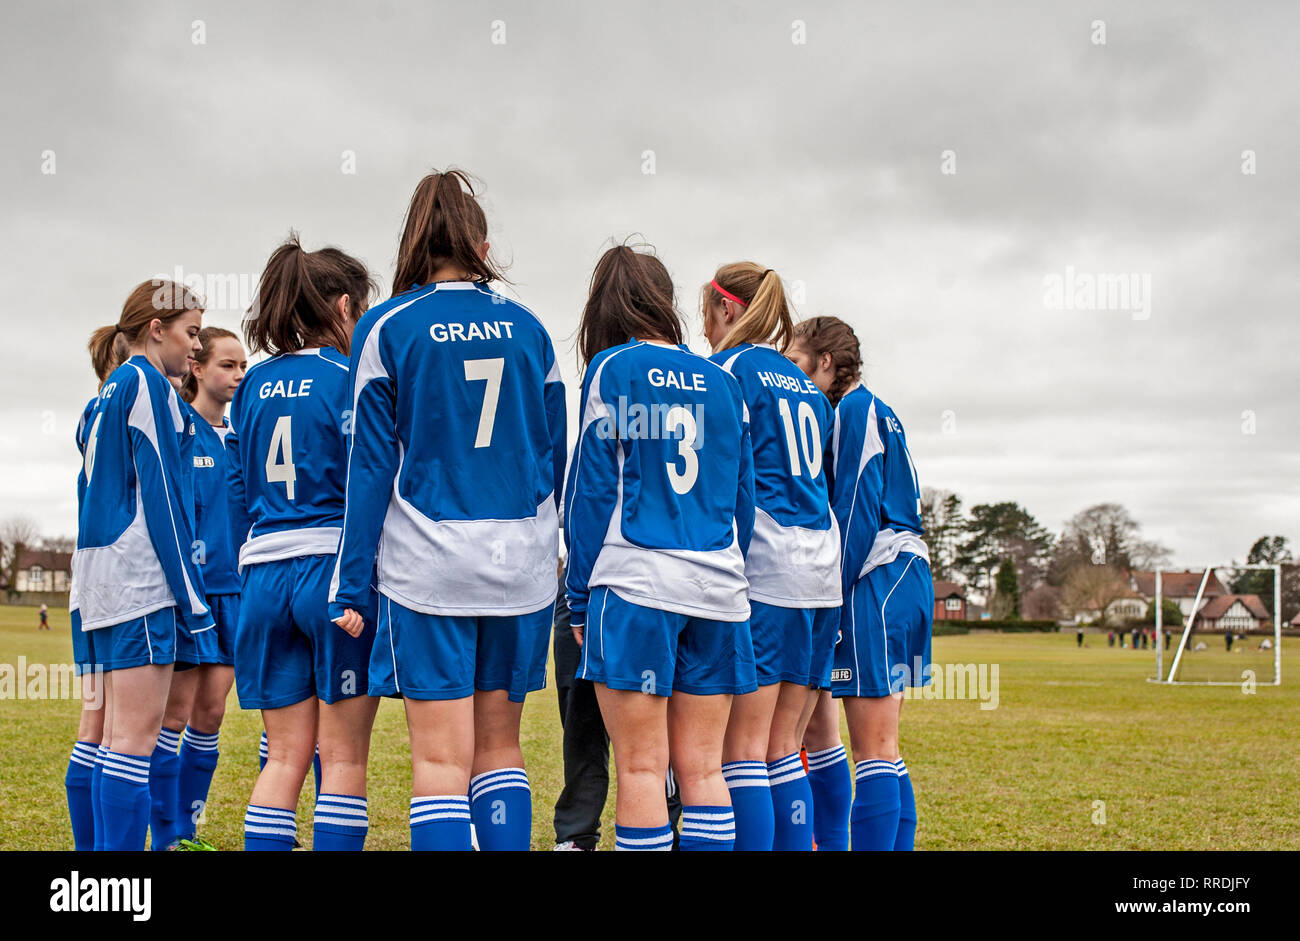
[245,234,376,357]
[791,315,862,406]
[88,279,203,386]
[705,262,794,353]
[577,241,682,369]
[393,168,507,295]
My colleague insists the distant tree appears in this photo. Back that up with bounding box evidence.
[1229,536,1294,620]
[1061,564,1129,627]
[1,516,41,598]
[40,536,75,553]
[991,558,1021,620]
[956,502,1053,597]
[1048,503,1170,585]
[1022,584,1062,621]
[1141,597,1186,629]
[919,488,964,580]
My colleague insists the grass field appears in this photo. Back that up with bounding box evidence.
[2,605,1296,850]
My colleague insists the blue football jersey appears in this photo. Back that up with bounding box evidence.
[712,343,840,608]
[830,382,927,589]
[564,339,754,626]
[191,416,239,595]
[329,281,567,619]
[226,347,351,566]
[70,356,212,632]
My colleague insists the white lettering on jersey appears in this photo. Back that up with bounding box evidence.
[259,378,313,399]
[755,370,819,395]
[648,368,707,391]
[429,321,514,342]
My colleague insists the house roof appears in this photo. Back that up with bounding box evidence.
[933,581,965,601]
[1130,569,1227,599]
[15,549,72,571]
[1199,594,1270,621]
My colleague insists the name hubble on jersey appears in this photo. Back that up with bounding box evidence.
[594,398,707,443]
[755,371,820,396]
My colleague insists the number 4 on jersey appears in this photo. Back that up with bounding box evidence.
[265,414,296,500]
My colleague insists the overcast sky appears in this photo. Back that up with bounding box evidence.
[1,0,1296,568]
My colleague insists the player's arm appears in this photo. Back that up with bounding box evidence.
[128,377,212,632]
[832,397,882,593]
[223,415,253,557]
[328,333,399,625]
[562,365,619,631]
[734,397,756,558]
[543,340,568,511]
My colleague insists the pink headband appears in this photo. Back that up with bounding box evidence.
[711,280,749,307]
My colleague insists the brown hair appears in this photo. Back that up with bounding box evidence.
[791,315,862,405]
[577,242,683,369]
[392,168,507,294]
[180,326,241,402]
[88,279,204,385]
[245,234,376,357]
[704,262,794,353]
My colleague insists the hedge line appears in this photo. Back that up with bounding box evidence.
[933,619,1059,635]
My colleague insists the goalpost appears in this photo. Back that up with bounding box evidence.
[1151,564,1282,686]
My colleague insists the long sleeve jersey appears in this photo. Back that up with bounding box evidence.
[829,382,928,591]
[329,281,567,620]
[563,339,754,627]
[70,356,212,633]
[711,342,841,609]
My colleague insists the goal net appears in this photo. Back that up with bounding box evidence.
[1153,565,1282,686]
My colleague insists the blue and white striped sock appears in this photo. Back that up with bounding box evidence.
[65,741,98,851]
[722,760,773,851]
[148,728,182,850]
[894,759,916,851]
[614,823,674,851]
[850,759,900,851]
[768,753,815,851]
[91,745,109,851]
[313,793,369,851]
[806,744,850,851]
[470,767,532,851]
[679,805,736,851]
[244,804,296,851]
[176,727,220,843]
[100,750,151,851]
[258,730,268,771]
[410,795,471,851]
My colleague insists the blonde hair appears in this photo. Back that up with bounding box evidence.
[703,262,794,352]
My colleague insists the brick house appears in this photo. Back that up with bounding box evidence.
[14,549,72,593]
[933,581,967,621]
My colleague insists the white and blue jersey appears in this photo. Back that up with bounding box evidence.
[69,356,212,633]
[226,347,352,566]
[829,382,932,697]
[190,416,239,595]
[564,339,755,627]
[329,281,567,621]
[710,342,840,608]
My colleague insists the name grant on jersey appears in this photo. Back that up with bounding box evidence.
[429,320,515,342]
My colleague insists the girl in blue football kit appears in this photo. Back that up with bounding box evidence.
[162,327,248,847]
[789,316,933,852]
[228,237,380,851]
[703,263,841,851]
[72,280,213,851]
[564,244,757,852]
[64,327,134,849]
[330,170,566,851]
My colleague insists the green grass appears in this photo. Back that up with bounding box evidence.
[1,606,1296,850]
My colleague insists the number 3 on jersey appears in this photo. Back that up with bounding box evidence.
[266,414,296,499]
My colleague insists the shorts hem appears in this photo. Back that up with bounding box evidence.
[99,653,176,672]
[578,674,671,697]
[475,679,547,704]
[239,689,315,711]
[754,670,818,688]
[674,680,758,696]
[379,682,476,702]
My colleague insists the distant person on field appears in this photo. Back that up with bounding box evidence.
[39,603,49,631]
[1224,631,1233,652]
[1076,629,1083,648]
